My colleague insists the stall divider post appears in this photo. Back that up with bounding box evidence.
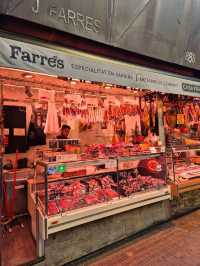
[171,149,176,184]
[164,151,168,185]
[0,80,3,215]
[35,189,40,257]
[35,162,40,257]
[35,161,45,258]
[117,157,120,199]
[0,79,4,265]
[0,80,3,206]
[45,164,48,240]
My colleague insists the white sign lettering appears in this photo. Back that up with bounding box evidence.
[48,6,102,33]
[32,0,40,14]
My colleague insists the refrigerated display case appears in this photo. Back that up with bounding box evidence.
[28,148,170,253]
[168,145,200,196]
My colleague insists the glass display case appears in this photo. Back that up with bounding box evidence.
[169,145,200,182]
[28,147,170,247]
[168,145,200,195]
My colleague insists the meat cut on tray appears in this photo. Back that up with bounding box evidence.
[102,188,119,199]
[58,197,79,211]
[100,175,117,188]
[84,194,101,205]
[119,174,166,196]
[48,200,60,216]
[40,168,166,217]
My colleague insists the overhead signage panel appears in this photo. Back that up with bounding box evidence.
[0,36,200,97]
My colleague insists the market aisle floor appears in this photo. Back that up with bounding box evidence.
[83,210,200,266]
[2,216,36,266]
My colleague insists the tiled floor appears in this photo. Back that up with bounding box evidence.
[1,217,36,266]
[84,210,200,266]
[2,211,200,266]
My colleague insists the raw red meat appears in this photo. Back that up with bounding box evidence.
[48,201,59,216]
[100,176,116,188]
[119,176,141,195]
[64,181,86,197]
[94,189,106,201]
[84,194,100,205]
[88,179,101,192]
[59,198,73,211]
[61,185,74,194]
[103,189,118,199]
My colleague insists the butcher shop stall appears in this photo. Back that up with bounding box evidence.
[1,35,200,265]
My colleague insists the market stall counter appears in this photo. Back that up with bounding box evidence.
[2,32,200,265]
[27,143,171,261]
[167,145,200,216]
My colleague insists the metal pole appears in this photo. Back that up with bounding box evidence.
[35,175,45,257]
[0,79,4,213]
[0,79,4,265]
[45,165,48,241]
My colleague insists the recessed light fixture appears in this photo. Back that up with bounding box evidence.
[23,73,33,79]
[70,81,77,85]
[104,86,111,89]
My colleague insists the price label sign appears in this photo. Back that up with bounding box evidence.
[161,146,165,153]
[105,159,117,169]
[177,114,185,125]
[56,164,66,173]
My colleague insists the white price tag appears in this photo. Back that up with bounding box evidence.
[105,159,117,169]
[14,128,26,136]
[4,128,9,135]
[161,146,165,152]
[149,147,156,153]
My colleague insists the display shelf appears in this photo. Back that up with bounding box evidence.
[172,148,200,153]
[177,179,200,194]
[118,167,138,172]
[118,153,162,162]
[171,178,200,198]
[47,186,171,235]
[37,158,117,182]
[34,166,165,184]
[37,158,116,168]
[169,145,200,197]
[31,170,118,185]
[171,145,200,153]
[3,168,34,181]
[38,154,162,169]
[38,152,163,169]
[37,153,164,181]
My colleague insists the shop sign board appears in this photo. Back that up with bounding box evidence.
[0,0,107,43]
[2,1,200,71]
[182,83,200,94]
[0,36,200,98]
